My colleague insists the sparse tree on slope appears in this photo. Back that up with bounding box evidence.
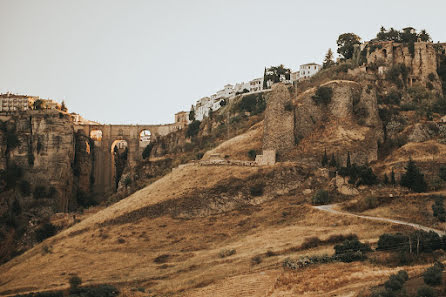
[400,158,427,192]
[323,48,335,69]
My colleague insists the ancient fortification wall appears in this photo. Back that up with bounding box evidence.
[262,84,295,157]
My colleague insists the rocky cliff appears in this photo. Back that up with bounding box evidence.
[0,110,94,263]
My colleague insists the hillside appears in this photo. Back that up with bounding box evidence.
[0,125,440,297]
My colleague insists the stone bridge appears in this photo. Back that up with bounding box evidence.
[74,123,181,195]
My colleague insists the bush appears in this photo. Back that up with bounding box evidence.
[311,189,330,205]
[33,185,47,199]
[250,183,264,196]
[338,164,378,186]
[417,286,437,297]
[251,255,262,265]
[69,275,82,289]
[334,238,371,262]
[284,101,293,111]
[142,142,155,159]
[439,166,446,181]
[300,237,322,249]
[247,149,257,160]
[186,120,201,138]
[19,180,31,196]
[432,195,445,222]
[237,93,265,114]
[35,223,57,242]
[312,86,333,105]
[76,191,97,208]
[423,262,444,286]
[377,233,408,251]
[219,249,236,258]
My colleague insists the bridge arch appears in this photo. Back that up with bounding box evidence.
[139,129,152,148]
[111,139,129,191]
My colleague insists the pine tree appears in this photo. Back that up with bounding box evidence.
[321,149,328,166]
[391,168,396,185]
[188,105,195,121]
[383,173,389,185]
[400,158,427,193]
[263,67,268,89]
[61,100,67,112]
[329,153,337,167]
[323,48,335,69]
[346,152,351,168]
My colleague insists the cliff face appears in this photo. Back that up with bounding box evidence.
[0,110,95,263]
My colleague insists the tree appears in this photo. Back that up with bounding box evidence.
[33,99,44,110]
[329,153,337,167]
[312,86,333,105]
[323,48,335,69]
[400,158,427,192]
[264,64,291,84]
[61,100,67,112]
[321,149,328,166]
[383,173,389,185]
[188,105,195,121]
[346,152,351,168]
[263,67,268,89]
[337,33,361,60]
[391,168,396,185]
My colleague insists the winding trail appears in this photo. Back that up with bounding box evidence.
[314,204,445,236]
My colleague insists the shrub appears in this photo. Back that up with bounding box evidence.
[432,195,446,222]
[250,183,264,196]
[237,93,265,114]
[219,249,236,258]
[311,190,330,205]
[338,164,378,186]
[69,275,82,290]
[19,180,31,196]
[284,101,293,111]
[300,236,322,249]
[417,286,437,297]
[333,238,372,262]
[76,191,97,208]
[247,149,257,160]
[312,86,333,105]
[142,142,155,159]
[33,186,47,199]
[35,222,57,242]
[423,262,444,286]
[154,254,170,263]
[428,72,436,82]
[377,233,408,251]
[439,166,446,181]
[186,120,201,138]
[251,255,262,265]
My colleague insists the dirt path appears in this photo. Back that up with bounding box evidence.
[314,204,445,236]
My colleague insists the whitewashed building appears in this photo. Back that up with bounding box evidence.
[0,94,36,112]
[299,63,322,79]
[249,77,264,92]
[234,82,250,94]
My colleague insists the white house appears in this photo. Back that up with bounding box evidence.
[299,63,322,79]
[290,71,300,82]
[234,82,250,94]
[249,77,264,92]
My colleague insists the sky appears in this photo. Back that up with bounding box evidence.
[0,0,445,124]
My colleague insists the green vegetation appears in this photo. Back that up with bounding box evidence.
[333,238,371,262]
[400,159,427,192]
[338,163,378,186]
[188,105,195,121]
[247,149,256,160]
[423,262,444,286]
[237,93,266,114]
[432,195,445,222]
[371,270,408,297]
[186,120,201,138]
[386,63,410,88]
[312,86,333,105]
[142,141,155,159]
[264,64,291,85]
[35,222,57,242]
[336,33,361,60]
[250,183,264,196]
[377,230,442,254]
[322,48,335,69]
[311,189,330,205]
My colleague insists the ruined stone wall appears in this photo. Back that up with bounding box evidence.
[262,84,295,156]
[367,41,439,84]
[262,80,383,166]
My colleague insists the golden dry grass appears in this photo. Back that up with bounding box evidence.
[202,121,263,161]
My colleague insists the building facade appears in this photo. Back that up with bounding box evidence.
[299,63,322,79]
[0,94,37,112]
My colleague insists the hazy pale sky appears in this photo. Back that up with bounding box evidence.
[0,0,445,124]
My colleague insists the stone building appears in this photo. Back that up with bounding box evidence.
[0,93,37,112]
[174,111,190,127]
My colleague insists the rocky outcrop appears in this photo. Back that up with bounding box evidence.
[262,80,383,165]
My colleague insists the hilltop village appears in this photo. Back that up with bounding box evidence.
[2,26,446,297]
